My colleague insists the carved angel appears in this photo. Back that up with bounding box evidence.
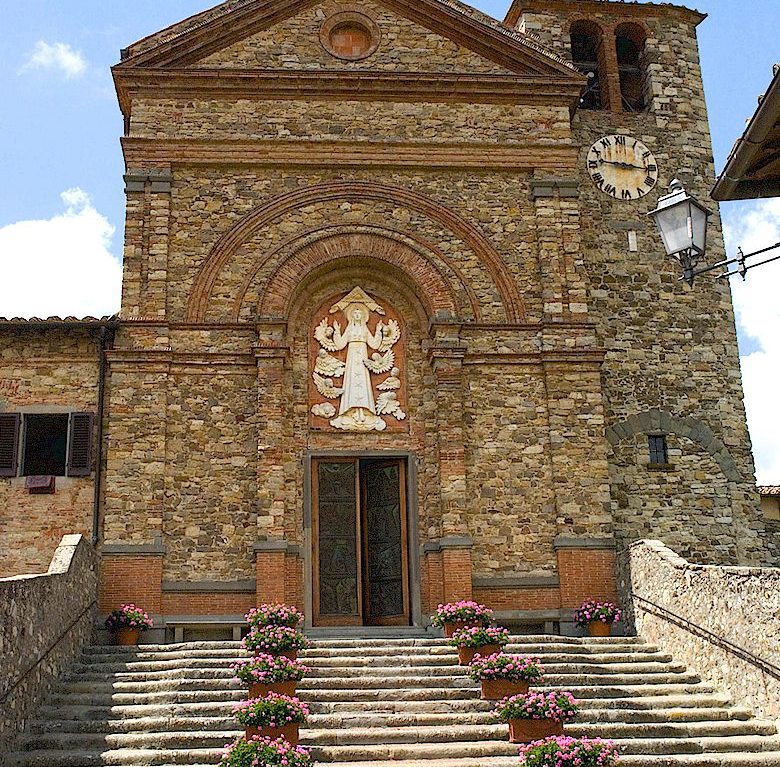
[314,318,340,352]
[364,348,395,374]
[313,372,344,399]
[378,367,401,391]
[315,349,346,378]
[378,319,401,352]
[376,391,407,420]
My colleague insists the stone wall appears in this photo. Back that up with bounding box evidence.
[0,330,101,577]
[628,540,780,721]
[516,0,767,565]
[0,535,98,758]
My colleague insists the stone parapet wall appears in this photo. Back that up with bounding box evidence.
[0,535,98,759]
[628,540,780,721]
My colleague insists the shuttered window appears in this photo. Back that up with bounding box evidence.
[67,412,94,477]
[0,413,21,477]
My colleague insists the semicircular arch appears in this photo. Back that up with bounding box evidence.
[186,181,524,323]
[235,226,476,322]
[605,409,743,482]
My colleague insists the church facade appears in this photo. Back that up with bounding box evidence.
[0,0,770,636]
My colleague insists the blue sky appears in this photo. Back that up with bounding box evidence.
[1,0,780,480]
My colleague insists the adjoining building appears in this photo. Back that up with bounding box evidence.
[0,0,772,640]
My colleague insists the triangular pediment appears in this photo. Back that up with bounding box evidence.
[118,0,580,79]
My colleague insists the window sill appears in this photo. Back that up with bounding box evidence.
[647,463,675,472]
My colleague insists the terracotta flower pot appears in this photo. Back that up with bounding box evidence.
[248,680,298,698]
[116,628,141,646]
[271,650,298,661]
[508,718,564,744]
[481,678,530,700]
[458,644,501,666]
[245,723,300,745]
[443,621,479,638]
[587,620,612,637]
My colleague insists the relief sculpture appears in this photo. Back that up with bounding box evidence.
[311,287,406,432]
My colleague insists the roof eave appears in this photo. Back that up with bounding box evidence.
[713,67,780,202]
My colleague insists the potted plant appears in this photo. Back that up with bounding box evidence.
[219,735,314,767]
[246,604,304,629]
[232,653,309,698]
[468,653,543,700]
[518,735,619,766]
[574,599,623,637]
[431,601,495,638]
[242,626,309,659]
[495,691,578,743]
[450,625,509,665]
[233,693,309,745]
[104,604,154,646]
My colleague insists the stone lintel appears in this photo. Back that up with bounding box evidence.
[608,219,647,231]
[553,536,616,550]
[473,575,560,588]
[161,580,256,593]
[101,542,166,555]
[124,169,173,195]
[424,536,474,553]
[531,177,580,199]
[253,540,300,555]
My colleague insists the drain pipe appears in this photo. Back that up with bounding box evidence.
[91,322,116,546]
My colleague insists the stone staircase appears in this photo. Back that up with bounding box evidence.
[7,635,780,767]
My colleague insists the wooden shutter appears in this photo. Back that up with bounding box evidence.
[67,412,94,477]
[0,413,21,477]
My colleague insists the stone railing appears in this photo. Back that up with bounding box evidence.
[0,534,97,758]
[628,539,780,721]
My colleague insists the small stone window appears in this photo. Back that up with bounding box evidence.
[616,24,649,112]
[570,21,607,111]
[648,434,669,467]
[320,11,381,61]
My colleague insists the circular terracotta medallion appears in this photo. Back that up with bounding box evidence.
[320,11,381,61]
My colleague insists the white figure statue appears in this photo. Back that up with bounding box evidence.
[312,287,401,432]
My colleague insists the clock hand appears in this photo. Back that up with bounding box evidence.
[598,160,647,170]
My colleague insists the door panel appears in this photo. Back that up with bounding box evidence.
[313,460,361,625]
[312,457,410,627]
[362,460,409,626]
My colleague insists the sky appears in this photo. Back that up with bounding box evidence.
[1,1,779,482]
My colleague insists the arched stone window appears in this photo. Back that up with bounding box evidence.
[570,21,608,111]
[615,23,649,112]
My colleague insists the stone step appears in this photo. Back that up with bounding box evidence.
[24,724,778,753]
[13,754,780,767]
[67,659,686,682]
[324,757,780,767]
[24,716,773,742]
[56,669,701,695]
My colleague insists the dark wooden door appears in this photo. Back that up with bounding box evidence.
[312,460,362,626]
[361,459,409,626]
[312,457,409,627]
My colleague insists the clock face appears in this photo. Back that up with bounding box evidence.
[587,135,658,201]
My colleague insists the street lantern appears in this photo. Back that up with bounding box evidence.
[648,179,711,286]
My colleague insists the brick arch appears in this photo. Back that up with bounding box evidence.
[185,181,524,323]
[234,226,479,322]
[605,409,743,482]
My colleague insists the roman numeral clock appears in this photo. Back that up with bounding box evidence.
[587,134,659,201]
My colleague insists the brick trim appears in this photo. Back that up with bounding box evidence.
[186,181,525,324]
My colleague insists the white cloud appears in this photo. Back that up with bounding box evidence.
[21,41,87,79]
[724,199,780,485]
[0,189,122,319]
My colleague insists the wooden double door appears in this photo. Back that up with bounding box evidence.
[312,458,410,626]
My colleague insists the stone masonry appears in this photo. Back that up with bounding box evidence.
[0,0,771,631]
